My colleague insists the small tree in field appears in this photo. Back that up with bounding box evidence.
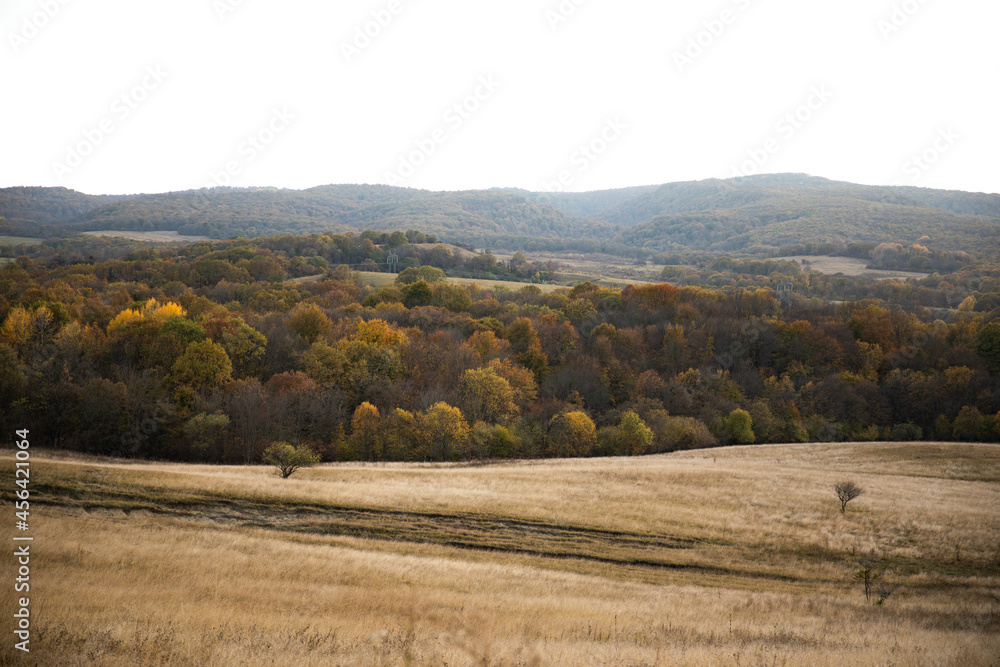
[854,561,880,602]
[263,442,320,478]
[834,481,864,512]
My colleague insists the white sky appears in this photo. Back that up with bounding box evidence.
[1,0,997,195]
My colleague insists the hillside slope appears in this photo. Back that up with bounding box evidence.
[2,174,997,255]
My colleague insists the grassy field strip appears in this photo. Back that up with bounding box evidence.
[18,505,992,666]
[80,230,212,243]
[780,255,931,280]
[0,235,43,246]
[2,443,998,665]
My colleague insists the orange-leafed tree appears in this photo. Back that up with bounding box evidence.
[287,304,332,344]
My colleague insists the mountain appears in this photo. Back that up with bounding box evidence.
[29,185,612,243]
[540,175,1000,255]
[2,175,998,256]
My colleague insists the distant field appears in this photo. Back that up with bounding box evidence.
[0,235,43,246]
[82,230,212,243]
[496,250,662,284]
[2,442,997,665]
[782,255,930,280]
[412,242,480,260]
[349,270,653,293]
[350,271,567,293]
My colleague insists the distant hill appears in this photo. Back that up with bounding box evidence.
[0,186,126,225]
[31,185,613,244]
[544,175,1000,255]
[2,174,998,256]
[510,185,661,220]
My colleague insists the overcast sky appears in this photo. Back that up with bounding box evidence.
[1,0,997,195]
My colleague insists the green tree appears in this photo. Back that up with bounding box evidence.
[974,322,1000,373]
[262,441,321,478]
[402,280,433,307]
[396,266,446,285]
[387,230,409,248]
[618,410,654,456]
[547,411,597,458]
[184,412,231,455]
[222,319,268,377]
[723,409,755,444]
[170,340,233,393]
[952,406,984,441]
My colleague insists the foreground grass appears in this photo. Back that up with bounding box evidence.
[1,443,998,665]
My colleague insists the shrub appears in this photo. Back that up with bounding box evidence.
[262,442,321,478]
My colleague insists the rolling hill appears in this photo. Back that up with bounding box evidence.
[2,174,998,256]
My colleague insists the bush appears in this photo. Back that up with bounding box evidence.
[645,410,717,452]
[890,422,923,442]
[396,266,446,285]
[952,406,985,441]
[262,441,321,478]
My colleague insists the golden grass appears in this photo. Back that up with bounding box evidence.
[80,231,212,243]
[780,256,930,280]
[2,442,998,665]
[350,271,566,293]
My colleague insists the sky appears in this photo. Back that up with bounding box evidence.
[1,0,997,196]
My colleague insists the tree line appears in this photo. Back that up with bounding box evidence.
[1,232,999,463]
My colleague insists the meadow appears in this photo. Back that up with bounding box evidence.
[1,442,998,665]
[0,236,43,247]
[780,256,930,280]
[80,231,213,243]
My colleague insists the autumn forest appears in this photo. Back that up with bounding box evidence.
[2,220,1000,465]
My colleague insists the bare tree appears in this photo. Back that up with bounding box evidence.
[834,481,864,513]
[874,581,898,606]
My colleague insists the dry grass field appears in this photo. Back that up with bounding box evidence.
[81,231,213,243]
[348,271,568,294]
[2,442,998,666]
[780,256,930,280]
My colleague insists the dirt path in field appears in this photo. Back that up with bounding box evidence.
[27,477,803,581]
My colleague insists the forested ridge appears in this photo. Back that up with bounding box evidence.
[3,174,998,256]
[2,229,999,464]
